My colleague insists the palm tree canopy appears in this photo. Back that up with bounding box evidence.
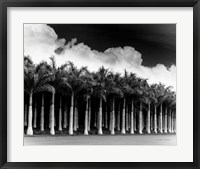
[24,57,176,109]
[137,78,150,104]
[48,57,74,95]
[81,68,96,96]
[120,70,143,99]
[120,70,133,96]
[106,72,123,98]
[92,66,109,101]
[60,61,88,96]
[24,56,55,95]
[156,83,173,104]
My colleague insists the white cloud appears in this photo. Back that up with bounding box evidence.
[24,24,176,91]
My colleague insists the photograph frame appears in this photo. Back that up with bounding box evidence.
[0,0,199,169]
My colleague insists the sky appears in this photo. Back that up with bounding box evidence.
[24,24,176,91]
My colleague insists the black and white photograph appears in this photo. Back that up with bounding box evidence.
[24,24,176,146]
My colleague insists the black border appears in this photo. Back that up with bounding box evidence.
[0,0,199,169]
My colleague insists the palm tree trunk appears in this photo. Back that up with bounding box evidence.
[33,100,37,128]
[97,109,99,129]
[134,109,136,131]
[77,107,79,129]
[142,110,144,131]
[174,112,176,133]
[164,106,168,133]
[109,103,112,131]
[154,104,157,133]
[158,102,163,133]
[110,115,112,131]
[117,103,120,131]
[49,110,51,129]
[102,111,104,128]
[105,104,108,128]
[129,111,131,129]
[88,98,91,131]
[139,101,143,134]
[74,100,77,131]
[58,96,62,131]
[171,111,174,133]
[40,94,44,131]
[168,109,172,133]
[130,99,134,134]
[126,103,129,131]
[111,98,115,135]
[27,93,33,135]
[50,92,55,135]
[127,106,130,130]
[63,103,67,129]
[173,111,176,133]
[69,91,74,135]
[84,96,89,135]
[146,101,151,134]
[114,111,116,128]
[24,104,28,126]
[121,98,126,134]
[98,97,103,135]
[54,116,56,127]
[150,111,153,131]
[94,109,97,127]
[49,95,52,129]
[54,111,56,127]
[162,114,165,132]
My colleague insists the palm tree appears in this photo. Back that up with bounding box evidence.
[164,104,168,133]
[58,96,62,131]
[125,102,129,132]
[35,61,53,132]
[49,57,70,134]
[120,70,133,134]
[84,95,90,135]
[138,101,143,134]
[63,101,68,129]
[88,98,92,131]
[24,56,54,135]
[61,61,87,135]
[93,66,109,135]
[166,91,176,133]
[145,84,158,134]
[24,56,32,128]
[149,84,159,133]
[33,99,37,128]
[128,73,142,134]
[24,100,28,127]
[107,72,123,135]
[172,110,176,133]
[40,93,45,131]
[117,102,121,131]
[136,78,150,134]
[74,100,78,131]
[81,69,95,135]
[156,83,172,133]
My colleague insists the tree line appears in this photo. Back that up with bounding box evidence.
[24,56,176,136]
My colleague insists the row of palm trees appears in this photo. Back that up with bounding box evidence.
[24,56,176,136]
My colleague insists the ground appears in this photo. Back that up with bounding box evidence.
[24,134,176,145]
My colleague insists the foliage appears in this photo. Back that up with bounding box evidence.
[24,56,176,109]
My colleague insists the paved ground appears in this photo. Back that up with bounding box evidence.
[24,134,176,146]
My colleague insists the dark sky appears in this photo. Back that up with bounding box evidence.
[48,24,176,68]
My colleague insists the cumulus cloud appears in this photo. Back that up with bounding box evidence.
[24,24,176,91]
[24,24,65,63]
